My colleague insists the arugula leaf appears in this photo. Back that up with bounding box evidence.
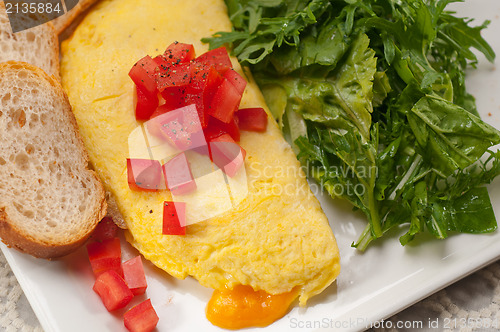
[407,95,500,176]
[432,187,497,234]
[257,34,376,139]
[203,0,330,64]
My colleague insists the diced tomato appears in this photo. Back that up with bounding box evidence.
[189,61,212,89]
[209,134,246,177]
[185,63,224,128]
[202,67,224,111]
[124,299,159,332]
[129,55,158,95]
[91,217,119,243]
[93,270,133,312]
[147,105,205,151]
[149,109,189,149]
[164,41,196,64]
[87,238,123,278]
[157,86,188,116]
[153,54,170,69]
[195,47,232,74]
[163,201,186,235]
[154,43,195,68]
[183,93,207,128]
[129,45,255,171]
[155,62,191,92]
[122,256,148,296]
[127,159,164,191]
[205,116,240,142]
[151,103,174,120]
[208,78,242,123]
[162,152,196,195]
[236,107,268,132]
[223,69,247,95]
[134,86,159,121]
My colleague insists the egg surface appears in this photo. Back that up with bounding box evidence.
[61,0,340,307]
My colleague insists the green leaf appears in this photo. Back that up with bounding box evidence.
[432,187,497,234]
[408,95,500,176]
[372,71,391,107]
[203,0,330,64]
[438,14,495,63]
[282,34,376,139]
[269,19,351,75]
[400,181,428,245]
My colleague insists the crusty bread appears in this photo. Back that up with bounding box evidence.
[52,0,99,35]
[0,2,60,80]
[104,191,126,229]
[0,61,107,258]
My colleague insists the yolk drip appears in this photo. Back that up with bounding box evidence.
[206,285,298,329]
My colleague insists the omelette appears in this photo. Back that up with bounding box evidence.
[61,0,340,328]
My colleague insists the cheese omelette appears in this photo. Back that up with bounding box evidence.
[61,0,340,326]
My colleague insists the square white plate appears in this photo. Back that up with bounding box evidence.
[2,1,500,331]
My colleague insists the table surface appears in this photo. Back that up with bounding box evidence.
[0,250,498,332]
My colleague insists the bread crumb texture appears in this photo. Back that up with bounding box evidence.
[0,62,106,258]
[0,3,60,79]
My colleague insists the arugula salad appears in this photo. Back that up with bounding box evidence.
[204,0,500,250]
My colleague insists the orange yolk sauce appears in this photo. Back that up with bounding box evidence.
[206,285,298,329]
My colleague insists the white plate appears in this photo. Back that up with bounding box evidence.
[2,1,500,331]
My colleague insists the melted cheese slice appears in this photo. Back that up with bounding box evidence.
[61,0,340,326]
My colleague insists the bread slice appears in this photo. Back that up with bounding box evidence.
[0,2,60,80]
[52,0,99,35]
[0,61,107,258]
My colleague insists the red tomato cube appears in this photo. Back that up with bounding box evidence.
[187,63,224,128]
[163,201,186,235]
[122,256,148,296]
[162,152,196,195]
[93,270,133,312]
[183,92,208,128]
[87,238,123,278]
[209,134,246,177]
[129,55,158,96]
[205,116,240,142]
[127,159,164,191]
[189,61,212,89]
[155,62,191,92]
[223,69,247,95]
[153,54,170,69]
[157,86,189,117]
[147,105,205,151]
[134,86,159,121]
[91,217,119,243]
[124,299,159,332]
[208,78,242,124]
[195,47,232,74]
[236,108,268,132]
[201,67,224,127]
[164,41,196,64]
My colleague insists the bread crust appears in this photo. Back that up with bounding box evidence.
[0,208,90,259]
[0,2,60,80]
[40,21,61,80]
[0,61,107,258]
